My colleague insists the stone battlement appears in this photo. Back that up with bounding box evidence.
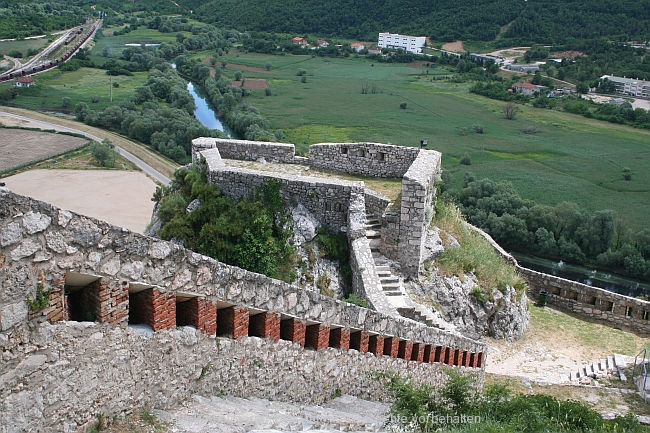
[0,189,485,431]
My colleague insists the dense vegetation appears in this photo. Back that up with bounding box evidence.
[154,166,297,282]
[383,370,642,433]
[186,0,650,45]
[3,0,650,45]
[444,176,650,284]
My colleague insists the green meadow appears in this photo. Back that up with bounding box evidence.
[0,37,49,57]
[1,67,148,111]
[220,52,650,231]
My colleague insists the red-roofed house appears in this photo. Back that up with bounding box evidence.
[318,40,329,48]
[512,82,545,96]
[16,76,35,88]
[293,37,308,46]
[351,42,365,52]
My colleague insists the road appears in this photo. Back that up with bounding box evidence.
[0,109,173,185]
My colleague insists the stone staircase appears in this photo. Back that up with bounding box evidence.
[365,215,438,326]
[568,354,629,383]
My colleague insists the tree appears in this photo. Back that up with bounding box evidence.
[503,101,518,120]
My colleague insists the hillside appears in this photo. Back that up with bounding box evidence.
[186,0,650,44]
[2,0,649,44]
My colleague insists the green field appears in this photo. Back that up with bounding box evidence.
[0,37,49,57]
[219,52,650,232]
[0,67,148,111]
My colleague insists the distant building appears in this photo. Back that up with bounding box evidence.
[512,82,545,96]
[367,46,383,55]
[351,42,365,52]
[469,53,504,65]
[317,40,329,48]
[292,37,308,46]
[506,63,540,72]
[600,75,650,98]
[377,32,426,54]
[15,76,34,88]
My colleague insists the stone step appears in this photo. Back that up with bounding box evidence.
[607,356,615,370]
[379,276,399,284]
[381,282,401,290]
[384,291,404,296]
[375,265,391,272]
[365,229,380,239]
[599,359,608,371]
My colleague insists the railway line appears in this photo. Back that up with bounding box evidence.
[0,20,102,83]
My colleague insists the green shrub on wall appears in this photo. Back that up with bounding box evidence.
[156,166,296,282]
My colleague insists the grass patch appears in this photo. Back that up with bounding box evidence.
[431,200,526,295]
[527,303,644,357]
[1,67,148,111]
[0,38,49,57]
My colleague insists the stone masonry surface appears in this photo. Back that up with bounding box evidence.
[0,189,486,432]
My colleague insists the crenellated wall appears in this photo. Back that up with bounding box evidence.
[0,189,487,432]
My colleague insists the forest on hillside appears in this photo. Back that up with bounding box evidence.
[2,0,650,44]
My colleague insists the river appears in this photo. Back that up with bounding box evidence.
[187,82,232,137]
[515,253,649,298]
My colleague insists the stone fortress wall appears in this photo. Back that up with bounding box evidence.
[195,138,441,276]
[468,224,650,335]
[0,188,485,432]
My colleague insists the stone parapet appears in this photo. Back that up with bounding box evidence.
[520,266,650,335]
[308,142,420,178]
[194,137,297,164]
[398,149,441,275]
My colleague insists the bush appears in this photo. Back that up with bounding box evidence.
[460,153,471,165]
[400,102,407,109]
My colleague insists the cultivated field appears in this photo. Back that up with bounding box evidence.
[0,128,88,172]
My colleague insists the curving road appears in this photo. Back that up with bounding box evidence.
[0,109,171,185]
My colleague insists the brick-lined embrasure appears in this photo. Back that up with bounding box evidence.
[423,344,433,363]
[444,348,453,365]
[368,335,384,356]
[398,340,413,360]
[305,324,330,350]
[383,337,399,358]
[349,331,369,353]
[176,298,199,328]
[249,311,281,341]
[411,343,425,363]
[280,317,306,346]
[217,306,249,338]
[328,328,350,350]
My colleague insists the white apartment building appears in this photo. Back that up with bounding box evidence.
[601,75,650,98]
[377,32,426,54]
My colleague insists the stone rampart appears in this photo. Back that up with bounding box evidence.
[308,143,421,178]
[465,222,650,335]
[521,266,650,335]
[0,190,487,431]
[192,137,298,164]
[398,150,441,275]
[204,158,364,234]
